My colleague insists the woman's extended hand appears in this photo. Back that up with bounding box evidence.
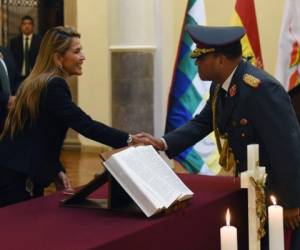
[56,171,74,193]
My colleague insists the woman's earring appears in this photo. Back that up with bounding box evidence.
[56,63,63,71]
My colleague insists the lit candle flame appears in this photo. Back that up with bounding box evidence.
[226,208,231,226]
[270,195,277,205]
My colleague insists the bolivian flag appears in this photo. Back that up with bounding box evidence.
[231,0,264,69]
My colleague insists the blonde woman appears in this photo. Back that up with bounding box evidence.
[0,26,139,207]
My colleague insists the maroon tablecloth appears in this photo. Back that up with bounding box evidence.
[0,174,248,250]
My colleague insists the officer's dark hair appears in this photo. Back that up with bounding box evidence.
[215,41,242,60]
[21,15,34,25]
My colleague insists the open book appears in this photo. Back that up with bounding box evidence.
[103,145,194,217]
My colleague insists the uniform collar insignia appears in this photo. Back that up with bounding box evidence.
[229,84,237,97]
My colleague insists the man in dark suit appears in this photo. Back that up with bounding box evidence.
[10,15,42,80]
[0,46,20,130]
[137,25,300,249]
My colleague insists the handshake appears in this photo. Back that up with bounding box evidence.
[130,133,166,151]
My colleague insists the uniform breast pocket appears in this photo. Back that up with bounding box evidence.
[229,117,254,142]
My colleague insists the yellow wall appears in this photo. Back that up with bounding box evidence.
[76,0,111,147]
[255,0,285,73]
[109,0,155,46]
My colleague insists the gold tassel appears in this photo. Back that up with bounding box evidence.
[212,85,236,172]
[218,137,236,172]
[226,150,236,172]
[219,137,228,167]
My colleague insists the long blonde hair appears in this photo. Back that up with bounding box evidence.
[1,26,80,139]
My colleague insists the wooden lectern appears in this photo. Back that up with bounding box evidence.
[61,147,189,216]
[61,147,139,212]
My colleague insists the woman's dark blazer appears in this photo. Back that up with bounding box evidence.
[0,77,129,187]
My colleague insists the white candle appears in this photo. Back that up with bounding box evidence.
[220,209,238,250]
[268,196,284,250]
[247,144,259,171]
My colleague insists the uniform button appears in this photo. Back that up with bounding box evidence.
[240,118,248,126]
[236,160,240,164]
[232,121,237,127]
[241,133,246,138]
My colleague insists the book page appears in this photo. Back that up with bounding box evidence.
[135,146,194,200]
[113,147,180,207]
[108,152,166,209]
[111,146,193,207]
[104,156,163,217]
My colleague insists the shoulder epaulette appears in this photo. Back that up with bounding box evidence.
[243,74,261,88]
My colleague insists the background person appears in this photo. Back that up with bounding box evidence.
[10,15,42,80]
[0,46,20,130]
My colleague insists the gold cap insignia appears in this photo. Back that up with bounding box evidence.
[191,48,215,58]
[243,74,261,88]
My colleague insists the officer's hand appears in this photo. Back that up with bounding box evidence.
[284,208,300,230]
[134,132,165,151]
[129,134,147,147]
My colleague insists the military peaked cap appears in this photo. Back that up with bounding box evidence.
[186,25,246,58]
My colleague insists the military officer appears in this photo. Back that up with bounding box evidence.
[135,25,300,249]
